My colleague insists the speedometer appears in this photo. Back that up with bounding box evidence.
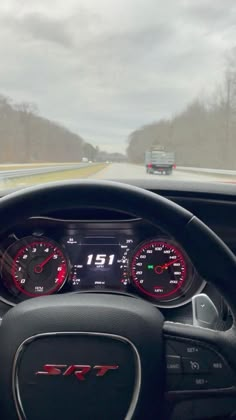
[131,240,190,303]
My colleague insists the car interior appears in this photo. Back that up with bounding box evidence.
[0,179,236,419]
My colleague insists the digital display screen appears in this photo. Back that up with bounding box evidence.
[64,235,132,290]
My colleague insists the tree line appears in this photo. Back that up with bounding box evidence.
[127,49,236,169]
[0,96,98,163]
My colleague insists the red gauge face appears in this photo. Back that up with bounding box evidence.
[11,239,68,297]
[131,240,187,301]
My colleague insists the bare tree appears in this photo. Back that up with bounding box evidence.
[0,95,90,163]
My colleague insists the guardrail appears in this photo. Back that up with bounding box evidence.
[0,163,96,181]
[177,166,236,178]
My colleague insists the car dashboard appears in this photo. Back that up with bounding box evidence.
[0,214,204,309]
[0,179,235,328]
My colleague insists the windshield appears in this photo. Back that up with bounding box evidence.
[0,0,236,189]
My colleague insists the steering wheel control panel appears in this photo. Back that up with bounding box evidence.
[0,217,205,307]
[166,337,235,392]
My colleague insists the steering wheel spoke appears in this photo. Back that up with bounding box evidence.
[163,321,236,419]
[164,321,236,395]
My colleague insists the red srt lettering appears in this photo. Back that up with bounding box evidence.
[35,364,119,380]
[35,364,67,376]
[63,365,91,380]
[93,365,119,376]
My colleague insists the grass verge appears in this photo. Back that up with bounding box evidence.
[1,164,108,190]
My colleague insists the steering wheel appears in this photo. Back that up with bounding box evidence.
[0,180,236,420]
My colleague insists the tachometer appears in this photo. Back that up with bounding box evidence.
[131,240,189,303]
[3,237,68,298]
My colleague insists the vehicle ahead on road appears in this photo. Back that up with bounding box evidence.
[145,147,175,175]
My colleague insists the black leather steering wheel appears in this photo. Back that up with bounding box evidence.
[0,180,236,420]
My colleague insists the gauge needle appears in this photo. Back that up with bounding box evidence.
[154,258,181,275]
[162,258,180,269]
[34,254,54,274]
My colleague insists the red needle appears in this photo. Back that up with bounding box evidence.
[162,258,180,269]
[39,253,55,268]
[34,253,55,274]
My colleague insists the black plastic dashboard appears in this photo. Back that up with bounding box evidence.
[0,179,235,326]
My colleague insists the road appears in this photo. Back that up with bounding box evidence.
[91,163,236,183]
[1,162,236,185]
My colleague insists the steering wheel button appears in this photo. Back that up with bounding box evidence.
[167,340,201,357]
[210,360,227,373]
[212,362,223,369]
[182,374,210,390]
[182,357,209,374]
[195,377,208,386]
[166,355,182,373]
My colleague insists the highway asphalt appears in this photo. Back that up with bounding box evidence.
[91,163,236,183]
[0,162,235,184]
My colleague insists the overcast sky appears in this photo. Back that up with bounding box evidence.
[0,0,236,152]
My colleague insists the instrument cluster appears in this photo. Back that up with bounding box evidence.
[0,217,205,308]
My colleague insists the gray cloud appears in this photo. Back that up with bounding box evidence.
[4,12,73,47]
[184,0,236,26]
[0,0,235,152]
[21,13,72,47]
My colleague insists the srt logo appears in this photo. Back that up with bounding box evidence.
[35,364,119,380]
